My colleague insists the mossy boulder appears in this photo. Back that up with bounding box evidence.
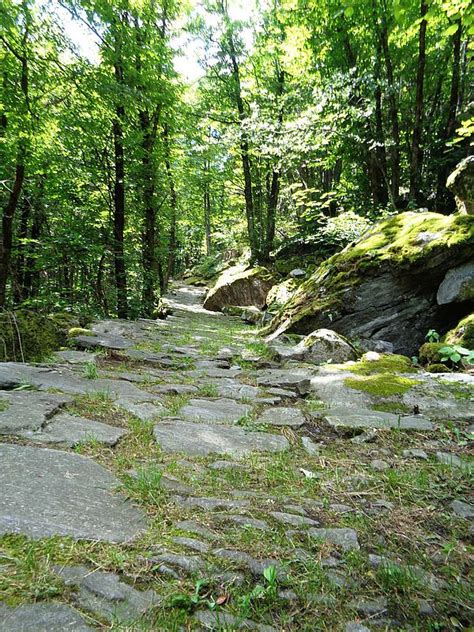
[419,342,445,365]
[203,265,274,312]
[445,314,474,349]
[447,156,474,215]
[265,211,474,355]
[0,310,69,362]
[68,327,96,338]
[266,278,299,311]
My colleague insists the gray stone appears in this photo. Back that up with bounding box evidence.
[0,603,93,631]
[216,382,260,400]
[175,520,216,540]
[437,261,474,304]
[345,623,371,632]
[0,444,146,542]
[267,387,299,399]
[0,391,72,435]
[53,350,98,365]
[222,514,269,531]
[269,511,319,527]
[149,383,198,395]
[19,413,125,447]
[212,548,286,580]
[160,475,194,495]
[330,503,353,514]
[322,407,433,431]
[308,528,360,551]
[256,369,312,395]
[209,460,248,471]
[173,495,249,512]
[256,407,306,428]
[203,265,274,312]
[190,367,241,379]
[154,420,289,457]
[436,451,464,467]
[450,499,474,519]
[370,459,390,472]
[149,552,207,575]
[301,435,319,455]
[180,398,251,424]
[172,536,210,553]
[195,609,276,631]
[447,155,474,214]
[53,565,159,622]
[74,332,133,350]
[116,398,165,420]
[350,597,388,616]
[417,599,435,617]
[403,448,428,460]
[297,329,357,364]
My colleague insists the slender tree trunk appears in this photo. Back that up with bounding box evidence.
[203,162,212,256]
[140,112,158,316]
[409,0,428,205]
[380,20,400,204]
[435,21,462,211]
[112,19,128,318]
[13,195,30,303]
[164,125,177,290]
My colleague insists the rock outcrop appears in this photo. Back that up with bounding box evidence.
[447,156,474,215]
[265,211,474,355]
[203,265,274,312]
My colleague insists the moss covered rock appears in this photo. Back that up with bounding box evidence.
[203,265,274,312]
[419,342,445,365]
[0,310,69,362]
[445,314,474,349]
[266,211,474,355]
[266,278,299,312]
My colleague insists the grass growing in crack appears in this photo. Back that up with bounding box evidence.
[82,361,98,379]
[122,466,164,506]
[197,384,219,398]
[376,560,421,595]
[0,398,9,412]
[163,393,190,415]
[67,392,130,427]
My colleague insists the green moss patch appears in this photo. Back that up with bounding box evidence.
[348,354,415,375]
[0,310,69,362]
[67,327,95,338]
[418,342,445,365]
[344,374,420,397]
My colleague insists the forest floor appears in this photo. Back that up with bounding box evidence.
[0,284,472,631]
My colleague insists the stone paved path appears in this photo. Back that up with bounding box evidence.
[0,284,472,630]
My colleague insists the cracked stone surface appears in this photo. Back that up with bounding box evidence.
[154,419,289,457]
[0,391,72,434]
[0,603,94,631]
[18,413,125,447]
[0,444,146,542]
[308,528,360,551]
[318,407,433,431]
[256,406,306,428]
[179,398,251,424]
[53,565,159,622]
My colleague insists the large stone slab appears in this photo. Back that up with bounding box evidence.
[73,332,133,350]
[154,420,289,457]
[256,407,306,428]
[256,369,312,395]
[0,391,72,434]
[0,444,146,542]
[0,603,93,631]
[18,413,125,447]
[318,407,433,431]
[180,398,251,424]
[53,565,159,623]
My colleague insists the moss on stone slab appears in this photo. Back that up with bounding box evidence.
[426,363,450,373]
[344,374,420,397]
[347,353,415,375]
[372,401,412,414]
[67,327,96,338]
[444,314,474,349]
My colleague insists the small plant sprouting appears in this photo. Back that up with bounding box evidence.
[425,329,440,343]
[439,344,474,367]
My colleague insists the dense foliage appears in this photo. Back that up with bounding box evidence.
[0,0,472,317]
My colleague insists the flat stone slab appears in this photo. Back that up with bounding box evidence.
[215,381,260,401]
[53,565,159,623]
[196,610,276,632]
[0,391,72,434]
[149,383,198,395]
[319,407,433,431]
[256,369,312,395]
[0,444,146,542]
[18,413,125,447]
[308,527,360,551]
[180,398,251,424]
[52,350,98,364]
[0,603,93,631]
[256,407,306,428]
[116,398,165,421]
[154,420,289,457]
[74,332,133,350]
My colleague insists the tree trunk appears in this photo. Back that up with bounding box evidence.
[435,20,462,212]
[164,125,177,290]
[203,165,212,256]
[409,0,428,205]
